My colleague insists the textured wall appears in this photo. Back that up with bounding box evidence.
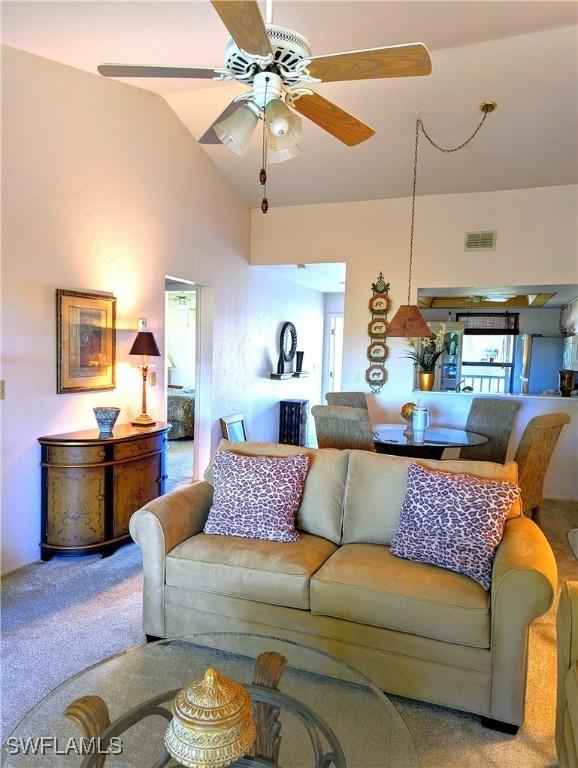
[0,46,323,573]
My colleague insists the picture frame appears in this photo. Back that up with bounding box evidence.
[369,295,390,313]
[365,365,387,387]
[367,318,387,338]
[367,341,388,362]
[56,289,116,394]
[220,413,247,442]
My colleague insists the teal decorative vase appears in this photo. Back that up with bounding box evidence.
[93,407,120,435]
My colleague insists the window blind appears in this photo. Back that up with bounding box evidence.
[456,312,520,335]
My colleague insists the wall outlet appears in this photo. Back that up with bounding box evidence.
[149,371,157,386]
[353,370,361,383]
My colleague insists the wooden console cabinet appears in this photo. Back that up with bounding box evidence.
[38,423,171,560]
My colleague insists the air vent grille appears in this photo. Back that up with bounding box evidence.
[464,230,497,251]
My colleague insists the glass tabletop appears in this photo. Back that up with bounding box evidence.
[373,424,487,448]
[2,633,419,768]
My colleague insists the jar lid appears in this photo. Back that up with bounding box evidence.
[173,667,250,724]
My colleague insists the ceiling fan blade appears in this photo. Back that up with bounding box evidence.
[211,1,272,57]
[97,64,217,79]
[199,100,241,144]
[291,92,375,147]
[307,43,432,83]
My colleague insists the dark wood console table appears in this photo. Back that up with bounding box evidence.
[38,423,171,560]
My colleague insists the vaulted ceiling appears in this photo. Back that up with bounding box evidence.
[3,1,577,207]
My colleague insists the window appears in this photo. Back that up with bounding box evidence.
[456,313,519,394]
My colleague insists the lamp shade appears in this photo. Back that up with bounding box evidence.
[387,305,432,338]
[214,104,259,156]
[129,331,160,357]
[265,99,302,151]
[268,145,301,164]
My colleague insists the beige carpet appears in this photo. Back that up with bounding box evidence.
[1,499,577,766]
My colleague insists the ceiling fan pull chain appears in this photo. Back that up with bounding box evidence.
[260,77,270,214]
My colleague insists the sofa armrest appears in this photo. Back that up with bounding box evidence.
[129,481,213,636]
[556,581,578,763]
[489,516,557,724]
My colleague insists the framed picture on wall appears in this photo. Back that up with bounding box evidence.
[56,289,116,393]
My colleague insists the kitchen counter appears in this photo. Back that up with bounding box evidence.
[411,390,578,401]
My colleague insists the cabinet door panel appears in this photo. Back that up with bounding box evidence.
[113,455,161,538]
[46,467,105,546]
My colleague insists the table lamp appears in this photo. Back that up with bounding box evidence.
[129,329,161,426]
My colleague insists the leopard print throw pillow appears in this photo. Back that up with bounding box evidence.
[390,462,520,590]
[204,451,309,543]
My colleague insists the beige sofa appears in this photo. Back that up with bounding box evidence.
[130,440,557,732]
[557,581,578,766]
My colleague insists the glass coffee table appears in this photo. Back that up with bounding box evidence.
[2,633,419,768]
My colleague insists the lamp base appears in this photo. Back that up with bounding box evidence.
[132,415,156,427]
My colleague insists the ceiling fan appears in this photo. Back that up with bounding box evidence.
[98,0,432,162]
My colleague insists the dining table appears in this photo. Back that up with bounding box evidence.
[372,423,488,459]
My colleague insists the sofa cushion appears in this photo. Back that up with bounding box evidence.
[310,543,490,648]
[205,440,348,544]
[390,462,519,590]
[342,451,521,546]
[166,532,337,610]
[204,451,309,543]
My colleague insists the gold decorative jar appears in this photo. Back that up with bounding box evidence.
[165,667,256,768]
[418,372,435,391]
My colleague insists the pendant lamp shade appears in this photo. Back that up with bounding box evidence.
[387,305,432,338]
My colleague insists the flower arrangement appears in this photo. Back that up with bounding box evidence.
[402,325,447,372]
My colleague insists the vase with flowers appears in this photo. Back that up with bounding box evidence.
[402,326,447,391]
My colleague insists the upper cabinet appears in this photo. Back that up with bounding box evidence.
[560,299,578,334]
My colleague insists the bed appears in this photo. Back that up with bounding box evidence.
[167,389,195,439]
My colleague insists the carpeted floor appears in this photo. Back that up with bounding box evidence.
[1,498,577,766]
[165,437,195,493]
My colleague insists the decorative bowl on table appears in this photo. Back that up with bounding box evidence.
[93,406,120,435]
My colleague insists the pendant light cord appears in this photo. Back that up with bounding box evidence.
[406,108,491,305]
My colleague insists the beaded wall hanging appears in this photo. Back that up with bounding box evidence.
[366,272,391,393]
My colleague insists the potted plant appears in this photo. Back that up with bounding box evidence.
[402,327,446,391]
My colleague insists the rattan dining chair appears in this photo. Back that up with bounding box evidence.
[514,412,571,525]
[325,392,368,410]
[459,398,521,464]
[311,405,376,451]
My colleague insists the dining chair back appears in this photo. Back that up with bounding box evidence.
[514,411,571,524]
[312,405,375,451]
[459,398,520,464]
[325,392,368,410]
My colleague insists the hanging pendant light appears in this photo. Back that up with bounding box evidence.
[387,120,432,338]
[388,101,497,338]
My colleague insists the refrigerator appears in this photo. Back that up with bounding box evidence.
[563,335,578,372]
[516,334,565,395]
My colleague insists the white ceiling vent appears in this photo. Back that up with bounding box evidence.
[464,230,497,251]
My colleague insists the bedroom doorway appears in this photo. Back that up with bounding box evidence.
[165,278,199,491]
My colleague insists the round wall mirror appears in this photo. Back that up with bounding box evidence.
[280,322,297,362]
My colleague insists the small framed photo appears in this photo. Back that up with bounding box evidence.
[368,318,387,338]
[367,341,388,362]
[369,295,390,313]
[56,290,116,393]
[220,413,247,442]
